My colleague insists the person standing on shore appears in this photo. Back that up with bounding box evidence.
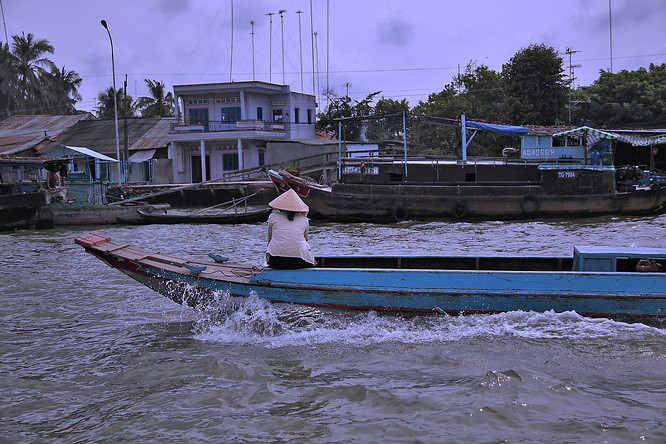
[266,189,315,269]
[45,168,61,190]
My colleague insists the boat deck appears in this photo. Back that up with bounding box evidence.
[75,233,259,284]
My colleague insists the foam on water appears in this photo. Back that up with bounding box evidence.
[191,290,666,348]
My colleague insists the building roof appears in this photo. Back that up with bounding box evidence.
[38,117,169,156]
[129,117,175,151]
[0,114,92,155]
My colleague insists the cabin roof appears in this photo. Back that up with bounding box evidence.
[574,246,666,258]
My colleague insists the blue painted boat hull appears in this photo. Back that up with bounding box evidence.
[136,264,664,318]
[75,233,666,320]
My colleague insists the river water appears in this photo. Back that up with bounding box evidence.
[1,215,665,443]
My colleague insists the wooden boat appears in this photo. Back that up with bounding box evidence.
[0,155,171,229]
[0,186,50,230]
[75,232,666,320]
[136,207,272,224]
[267,121,666,222]
[268,165,666,222]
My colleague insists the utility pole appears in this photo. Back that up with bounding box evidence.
[250,20,256,81]
[123,74,129,181]
[266,12,274,83]
[0,0,8,44]
[100,20,122,185]
[296,10,304,92]
[566,47,581,124]
[344,82,350,97]
[279,9,286,84]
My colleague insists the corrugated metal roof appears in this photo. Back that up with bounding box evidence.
[38,117,165,156]
[0,114,91,133]
[129,117,175,151]
[0,114,92,155]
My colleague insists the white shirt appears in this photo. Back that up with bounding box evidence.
[266,211,315,264]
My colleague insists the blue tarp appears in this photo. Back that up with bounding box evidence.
[465,120,530,136]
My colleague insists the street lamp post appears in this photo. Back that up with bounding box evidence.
[101,19,122,185]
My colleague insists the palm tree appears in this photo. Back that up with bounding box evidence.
[10,32,56,113]
[95,86,136,120]
[0,33,82,118]
[45,66,82,114]
[0,42,16,117]
[136,79,174,117]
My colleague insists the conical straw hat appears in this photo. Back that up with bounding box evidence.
[268,189,309,213]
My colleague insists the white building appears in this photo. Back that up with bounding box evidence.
[169,81,316,183]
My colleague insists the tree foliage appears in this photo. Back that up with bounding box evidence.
[316,91,380,140]
[366,97,409,141]
[0,32,83,118]
[573,63,666,128]
[95,86,136,120]
[136,79,174,117]
[501,43,568,125]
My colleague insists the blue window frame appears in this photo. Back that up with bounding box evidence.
[257,107,263,120]
[221,107,241,122]
[189,108,208,125]
[222,153,239,170]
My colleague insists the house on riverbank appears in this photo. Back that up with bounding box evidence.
[169,81,320,183]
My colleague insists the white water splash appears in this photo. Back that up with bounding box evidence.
[191,293,666,348]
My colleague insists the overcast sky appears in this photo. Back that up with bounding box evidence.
[3,0,666,114]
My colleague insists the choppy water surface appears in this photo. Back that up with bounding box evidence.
[1,215,665,442]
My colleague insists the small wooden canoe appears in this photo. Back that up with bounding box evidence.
[75,233,666,320]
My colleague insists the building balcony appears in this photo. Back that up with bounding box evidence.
[170,119,285,133]
[169,119,287,143]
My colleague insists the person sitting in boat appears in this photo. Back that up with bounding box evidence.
[266,189,316,269]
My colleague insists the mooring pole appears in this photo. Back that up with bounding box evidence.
[338,120,342,182]
[403,111,408,179]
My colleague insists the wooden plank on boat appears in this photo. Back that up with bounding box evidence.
[92,241,130,253]
[146,253,188,266]
[136,257,255,284]
[115,247,158,261]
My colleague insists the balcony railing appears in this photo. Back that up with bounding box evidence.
[170,119,285,133]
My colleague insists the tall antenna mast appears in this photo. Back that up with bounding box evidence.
[279,9,286,85]
[608,0,613,73]
[296,10,304,92]
[229,0,234,82]
[250,20,256,81]
[314,31,320,105]
[326,0,329,108]
[266,12,275,83]
[309,0,315,99]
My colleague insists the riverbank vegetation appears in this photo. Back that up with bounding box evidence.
[1,32,664,156]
